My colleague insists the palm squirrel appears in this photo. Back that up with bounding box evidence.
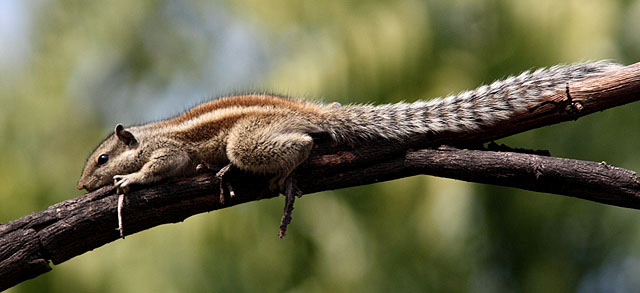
[76,61,619,235]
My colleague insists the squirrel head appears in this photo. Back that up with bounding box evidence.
[77,124,141,191]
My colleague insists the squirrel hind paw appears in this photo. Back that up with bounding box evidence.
[196,162,219,174]
[216,164,236,204]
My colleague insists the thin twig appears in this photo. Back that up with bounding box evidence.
[117,193,125,239]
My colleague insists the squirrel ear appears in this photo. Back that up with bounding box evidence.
[115,124,138,146]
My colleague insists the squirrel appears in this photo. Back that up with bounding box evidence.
[76,61,620,236]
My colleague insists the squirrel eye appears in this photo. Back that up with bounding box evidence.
[97,154,109,165]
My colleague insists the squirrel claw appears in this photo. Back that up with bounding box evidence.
[216,164,236,204]
[113,174,136,194]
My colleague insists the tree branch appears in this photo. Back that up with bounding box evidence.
[2,62,639,290]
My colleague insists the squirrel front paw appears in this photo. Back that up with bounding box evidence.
[113,173,142,194]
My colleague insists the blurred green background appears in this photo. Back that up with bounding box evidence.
[2,0,640,292]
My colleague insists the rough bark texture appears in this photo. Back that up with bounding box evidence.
[1,62,639,290]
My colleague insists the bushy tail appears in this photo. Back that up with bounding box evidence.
[323,61,621,144]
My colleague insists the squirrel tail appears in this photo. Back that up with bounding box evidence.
[323,61,621,144]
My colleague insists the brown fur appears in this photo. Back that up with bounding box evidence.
[78,95,324,192]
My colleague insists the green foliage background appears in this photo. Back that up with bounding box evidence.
[2,0,640,292]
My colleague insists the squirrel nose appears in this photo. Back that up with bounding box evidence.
[76,181,85,190]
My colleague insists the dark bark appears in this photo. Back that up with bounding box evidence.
[2,62,640,290]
